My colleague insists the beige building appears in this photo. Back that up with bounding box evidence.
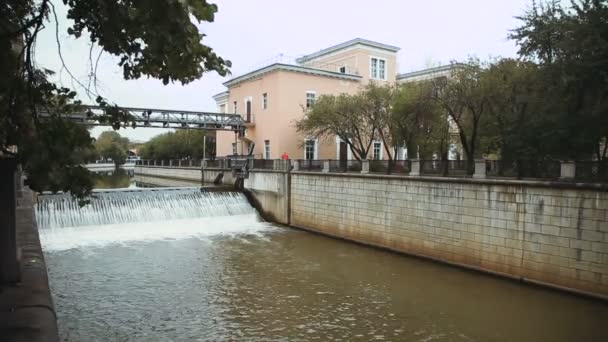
[213,38,455,160]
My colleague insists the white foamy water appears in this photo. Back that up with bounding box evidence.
[40,214,275,252]
[35,188,253,230]
[36,187,276,251]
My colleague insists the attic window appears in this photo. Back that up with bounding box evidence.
[339,66,346,74]
[370,57,387,80]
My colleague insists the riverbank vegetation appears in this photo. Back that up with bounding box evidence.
[297,0,608,174]
[138,130,215,161]
[95,131,130,168]
[1,0,230,198]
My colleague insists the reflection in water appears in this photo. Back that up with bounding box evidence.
[43,221,608,341]
[93,168,133,189]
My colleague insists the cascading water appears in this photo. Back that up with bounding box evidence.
[36,188,254,229]
[35,187,273,251]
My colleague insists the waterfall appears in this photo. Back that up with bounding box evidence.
[35,188,255,230]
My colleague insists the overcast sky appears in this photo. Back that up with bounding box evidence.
[35,0,531,142]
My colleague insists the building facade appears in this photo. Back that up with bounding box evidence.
[213,38,455,160]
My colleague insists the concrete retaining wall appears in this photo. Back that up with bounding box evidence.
[244,171,289,224]
[0,187,58,341]
[202,169,236,185]
[135,166,201,183]
[133,164,608,298]
[290,172,608,298]
[134,166,240,186]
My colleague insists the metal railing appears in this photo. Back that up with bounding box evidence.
[486,159,561,179]
[135,158,608,183]
[575,161,608,183]
[206,159,221,168]
[329,160,362,173]
[297,159,324,172]
[251,159,275,170]
[369,160,410,174]
[420,160,468,177]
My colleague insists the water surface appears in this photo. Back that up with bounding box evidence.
[43,218,608,341]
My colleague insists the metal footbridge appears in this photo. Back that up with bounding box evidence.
[41,105,245,132]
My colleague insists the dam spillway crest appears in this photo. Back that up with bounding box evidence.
[35,188,255,230]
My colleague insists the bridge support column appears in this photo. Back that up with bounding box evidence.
[0,158,20,283]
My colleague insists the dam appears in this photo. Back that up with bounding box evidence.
[35,179,608,341]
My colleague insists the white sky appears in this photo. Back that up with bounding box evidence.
[35,0,531,142]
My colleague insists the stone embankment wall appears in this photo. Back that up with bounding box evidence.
[290,173,608,298]
[134,165,240,187]
[1,187,59,341]
[135,165,201,183]
[133,165,608,298]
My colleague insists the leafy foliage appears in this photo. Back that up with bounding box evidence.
[1,0,230,200]
[138,130,215,160]
[362,83,397,160]
[63,0,231,84]
[392,81,448,160]
[510,0,608,160]
[296,92,376,160]
[95,131,129,167]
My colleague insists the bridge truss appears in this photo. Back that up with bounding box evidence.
[42,105,245,132]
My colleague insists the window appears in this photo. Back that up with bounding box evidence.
[246,99,252,122]
[370,57,387,80]
[304,139,316,160]
[264,140,270,159]
[373,141,382,160]
[232,142,237,155]
[339,66,346,74]
[262,93,268,109]
[233,101,237,114]
[306,91,316,108]
[379,59,386,79]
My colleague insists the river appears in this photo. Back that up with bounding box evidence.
[39,180,608,341]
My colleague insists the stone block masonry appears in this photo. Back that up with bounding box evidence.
[290,173,608,298]
[1,187,59,341]
[135,165,237,186]
[135,165,201,183]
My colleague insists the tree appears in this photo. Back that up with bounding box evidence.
[95,131,129,168]
[363,82,398,161]
[296,93,376,160]
[481,59,546,161]
[1,0,230,199]
[434,60,489,174]
[392,80,449,160]
[510,0,608,160]
[138,130,214,160]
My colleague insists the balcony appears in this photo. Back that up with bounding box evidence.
[243,112,255,127]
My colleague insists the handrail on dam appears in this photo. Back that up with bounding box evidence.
[136,158,608,183]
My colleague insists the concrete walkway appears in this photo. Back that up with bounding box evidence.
[0,188,58,342]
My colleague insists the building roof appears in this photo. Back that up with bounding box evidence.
[296,38,400,64]
[212,91,229,101]
[222,63,362,87]
[396,64,463,81]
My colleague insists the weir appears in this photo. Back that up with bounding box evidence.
[35,187,255,230]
